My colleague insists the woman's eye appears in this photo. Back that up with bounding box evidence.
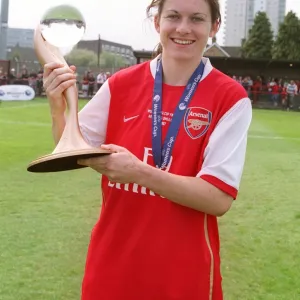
[166,15,179,20]
[192,17,204,22]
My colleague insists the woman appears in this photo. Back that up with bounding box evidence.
[43,0,252,299]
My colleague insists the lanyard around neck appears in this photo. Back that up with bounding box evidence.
[152,59,205,169]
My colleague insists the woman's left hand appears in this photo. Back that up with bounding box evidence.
[78,144,145,184]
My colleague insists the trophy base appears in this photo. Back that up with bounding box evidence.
[27,148,111,173]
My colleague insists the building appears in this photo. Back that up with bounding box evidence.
[5,37,136,76]
[223,0,249,47]
[224,0,286,46]
[266,0,286,37]
[7,28,34,48]
[0,0,9,60]
[77,38,136,65]
[134,43,243,64]
[4,26,136,66]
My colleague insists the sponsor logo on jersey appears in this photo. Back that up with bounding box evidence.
[124,115,139,122]
[184,107,212,139]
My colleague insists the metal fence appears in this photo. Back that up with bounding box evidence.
[250,92,300,111]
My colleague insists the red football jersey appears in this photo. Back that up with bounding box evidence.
[78,57,252,300]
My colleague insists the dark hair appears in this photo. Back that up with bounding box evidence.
[146,0,222,57]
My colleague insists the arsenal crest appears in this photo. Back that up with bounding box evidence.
[184,107,212,139]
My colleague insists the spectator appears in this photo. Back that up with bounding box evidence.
[88,72,95,97]
[286,80,298,110]
[96,71,106,91]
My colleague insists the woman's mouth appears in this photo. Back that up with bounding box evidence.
[171,38,195,45]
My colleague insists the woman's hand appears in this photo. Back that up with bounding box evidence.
[78,144,145,184]
[43,62,77,116]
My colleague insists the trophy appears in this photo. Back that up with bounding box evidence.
[27,5,110,173]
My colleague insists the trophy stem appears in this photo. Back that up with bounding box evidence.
[53,88,92,154]
[64,81,79,115]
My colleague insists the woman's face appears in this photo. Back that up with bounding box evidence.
[155,0,219,62]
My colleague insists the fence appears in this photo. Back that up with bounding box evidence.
[250,91,300,110]
[7,60,127,79]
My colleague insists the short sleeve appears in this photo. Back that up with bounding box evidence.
[78,80,111,147]
[198,98,252,199]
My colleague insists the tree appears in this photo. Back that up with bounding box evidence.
[272,11,300,60]
[65,48,97,67]
[100,51,127,69]
[65,48,127,69]
[8,49,21,62]
[241,12,273,59]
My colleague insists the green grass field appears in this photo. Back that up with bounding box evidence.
[1,98,300,300]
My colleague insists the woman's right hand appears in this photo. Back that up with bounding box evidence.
[43,62,77,116]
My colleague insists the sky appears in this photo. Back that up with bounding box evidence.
[5,0,300,50]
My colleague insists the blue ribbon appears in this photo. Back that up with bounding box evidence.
[152,59,205,169]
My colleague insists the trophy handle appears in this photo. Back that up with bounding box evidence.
[33,25,78,121]
[33,24,88,152]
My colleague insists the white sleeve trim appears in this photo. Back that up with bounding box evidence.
[198,98,252,190]
[78,80,111,147]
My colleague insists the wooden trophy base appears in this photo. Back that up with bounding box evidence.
[27,148,110,173]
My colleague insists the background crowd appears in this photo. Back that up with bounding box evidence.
[1,65,299,111]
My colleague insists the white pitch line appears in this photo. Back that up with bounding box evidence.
[0,120,50,127]
[0,103,47,110]
[248,135,300,141]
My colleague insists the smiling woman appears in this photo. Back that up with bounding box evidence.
[42,0,252,299]
[147,0,221,59]
[146,0,221,86]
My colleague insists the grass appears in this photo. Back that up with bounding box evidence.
[1,98,300,299]
[0,98,100,300]
[220,110,300,299]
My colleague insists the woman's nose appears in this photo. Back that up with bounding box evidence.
[176,19,192,35]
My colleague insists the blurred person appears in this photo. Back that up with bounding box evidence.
[286,80,298,110]
[96,71,106,91]
[29,70,38,93]
[247,76,253,99]
[0,73,8,85]
[281,82,288,110]
[268,78,280,107]
[252,76,262,103]
[88,72,95,97]
[36,69,44,96]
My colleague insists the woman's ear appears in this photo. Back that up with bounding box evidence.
[154,15,160,33]
[209,21,219,38]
